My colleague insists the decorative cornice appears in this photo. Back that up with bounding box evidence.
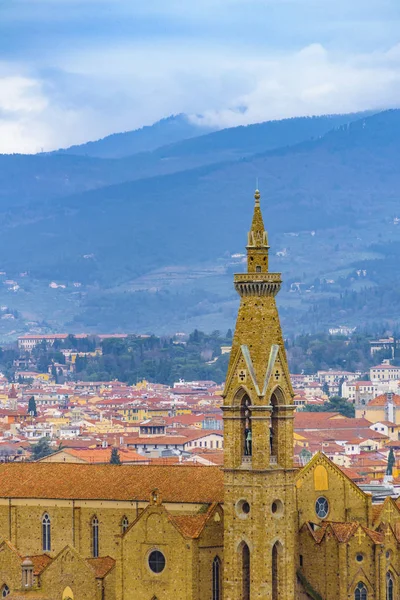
[234,273,281,297]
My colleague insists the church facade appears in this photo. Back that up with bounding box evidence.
[0,192,398,600]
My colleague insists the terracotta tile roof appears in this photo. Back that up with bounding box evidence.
[306,521,383,545]
[368,394,400,407]
[169,513,211,538]
[364,527,384,544]
[295,414,372,431]
[0,463,223,503]
[329,521,359,542]
[86,556,115,578]
[41,448,146,464]
[29,554,52,575]
[372,504,384,524]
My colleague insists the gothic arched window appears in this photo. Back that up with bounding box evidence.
[272,541,283,600]
[212,556,221,600]
[42,513,51,552]
[355,582,367,600]
[91,516,99,557]
[240,542,250,600]
[121,516,129,534]
[1,585,9,598]
[387,572,394,600]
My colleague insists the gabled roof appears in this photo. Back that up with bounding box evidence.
[304,521,383,545]
[296,452,368,501]
[169,503,221,538]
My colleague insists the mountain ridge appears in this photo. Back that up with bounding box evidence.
[0,108,399,337]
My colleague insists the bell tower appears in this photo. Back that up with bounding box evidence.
[222,190,296,600]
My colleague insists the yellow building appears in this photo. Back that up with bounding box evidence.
[0,191,399,600]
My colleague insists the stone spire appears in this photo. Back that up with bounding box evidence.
[247,189,269,249]
[245,190,270,274]
[222,189,297,600]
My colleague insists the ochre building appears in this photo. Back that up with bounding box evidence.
[0,192,398,600]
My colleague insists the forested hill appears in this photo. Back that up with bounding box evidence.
[0,108,399,337]
[0,111,366,206]
[54,114,217,158]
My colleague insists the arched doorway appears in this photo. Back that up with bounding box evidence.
[239,542,250,600]
[272,541,283,600]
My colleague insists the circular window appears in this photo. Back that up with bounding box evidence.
[148,550,166,574]
[315,496,329,519]
[235,499,250,519]
[356,553,364,563]
[271,499,284,517]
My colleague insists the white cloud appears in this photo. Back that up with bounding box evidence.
[189,44,400,128]
[0,40,400,153]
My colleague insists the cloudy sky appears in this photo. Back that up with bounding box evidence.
[1,0,400,153]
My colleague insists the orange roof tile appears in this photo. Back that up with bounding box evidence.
[0,463,223,503]
[44,448,146,464]
[169,513,211,538]
[86,556,115,578]
[29,554,52,575]
[368,394,400,407]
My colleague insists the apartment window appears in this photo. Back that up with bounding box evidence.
[92,516,99,557]
[42,513,51,552]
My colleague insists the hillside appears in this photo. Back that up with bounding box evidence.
[54,114,217,158]
[0,109,399,337]
[0,111,367,206]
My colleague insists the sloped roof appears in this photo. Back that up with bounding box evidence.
[86,556,115,578]
[305,521,383,545]
[170,513,212,538]
[368,394,400,407]
[29,554,52,575]
[0,463,223,503]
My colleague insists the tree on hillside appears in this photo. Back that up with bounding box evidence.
[110,447,122,465]
[31,437,53,461]
[303,396,355,418]
[28,396,37,417]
